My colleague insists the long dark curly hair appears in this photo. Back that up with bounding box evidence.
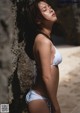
[25,0,47,60]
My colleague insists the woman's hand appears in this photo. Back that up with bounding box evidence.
[51,104,61,113]
[54,109,61,113]
[54,106,61,113]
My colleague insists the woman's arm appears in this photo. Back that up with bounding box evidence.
[35,35,61,113]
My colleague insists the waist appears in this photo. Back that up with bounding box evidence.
[32,85,49,97]
[33,65,59,97]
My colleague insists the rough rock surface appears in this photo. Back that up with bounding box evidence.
[0,0,35,113]
[0,0,18,104]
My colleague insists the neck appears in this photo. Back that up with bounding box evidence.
[41,28,52,38]
[41,22,53,38]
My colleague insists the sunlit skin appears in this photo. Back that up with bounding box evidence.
[27,1,61,113]
[38,1,57,23]
[37,1,57,38]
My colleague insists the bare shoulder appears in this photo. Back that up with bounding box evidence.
[33,34,52,61]
[34,34,51,47]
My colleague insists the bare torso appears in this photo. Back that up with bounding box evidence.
[32,36,59,98]
[32,66,59,97]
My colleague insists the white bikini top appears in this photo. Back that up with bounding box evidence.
[33,33,62,84]
[33,46,62,84]
[51,46,62,66]
[37,32,62,66]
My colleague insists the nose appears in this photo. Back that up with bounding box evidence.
[49,6,54,13]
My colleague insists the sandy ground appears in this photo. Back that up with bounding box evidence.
[57,45,80,113]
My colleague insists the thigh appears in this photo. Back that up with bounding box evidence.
[27,99,50,113]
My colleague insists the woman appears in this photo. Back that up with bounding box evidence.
[26,0,62,113]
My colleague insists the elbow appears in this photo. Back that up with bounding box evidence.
[42,74,51,83]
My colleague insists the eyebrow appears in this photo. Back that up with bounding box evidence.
[40,2,49,10]
[41,4,48,9]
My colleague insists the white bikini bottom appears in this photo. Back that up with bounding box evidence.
[25,89,53,113]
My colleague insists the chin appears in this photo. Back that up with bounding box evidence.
[54,16,57,21]
[52,17,57,23]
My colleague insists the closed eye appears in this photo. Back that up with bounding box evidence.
[42,7,47,12]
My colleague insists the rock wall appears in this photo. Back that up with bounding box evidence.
[0,0,18,104]
[72,4,80,44]
[0,0,35,113]
[54,2,80,45]
[49,0,80,45]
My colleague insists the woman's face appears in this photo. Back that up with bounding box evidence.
[38,1,57,23]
